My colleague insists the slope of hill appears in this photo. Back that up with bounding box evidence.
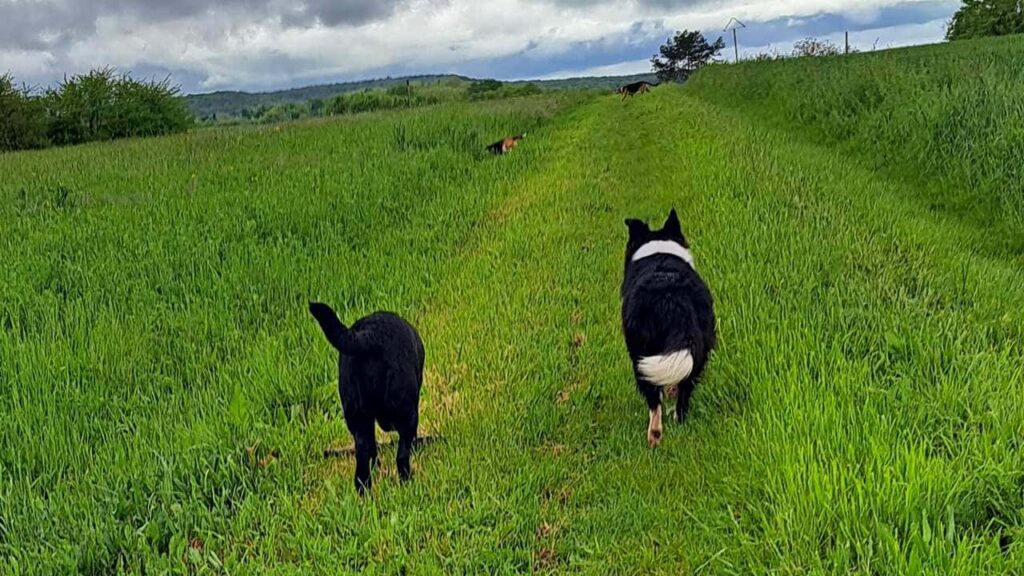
[184,74,472,118]
[687,36,1024,233]
[184,73,657,118]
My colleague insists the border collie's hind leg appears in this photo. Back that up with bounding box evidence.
[637,380,664,448]
[675,360,707,423]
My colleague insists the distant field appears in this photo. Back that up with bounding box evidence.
[2,60,1023,575]
[185,73,657,119]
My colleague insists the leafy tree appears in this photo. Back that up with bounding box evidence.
[44,68,191,146]
[651,30,726,82]
[0,74,47,151]
[792,38,841,58]
[947,0,1024,40]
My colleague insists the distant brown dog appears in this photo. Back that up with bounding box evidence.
[487,133,526,155]
[618,81,656,100]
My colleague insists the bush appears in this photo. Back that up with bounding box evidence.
[325,89,438,116]
[792,38,841,58]
[44,69,192,147]
[0,74,48,151]
[467,79,503,96]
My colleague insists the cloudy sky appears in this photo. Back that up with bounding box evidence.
[1,0,959,94]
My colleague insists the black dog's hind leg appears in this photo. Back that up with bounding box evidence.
[396,416,418,482]
[352,421,377,495]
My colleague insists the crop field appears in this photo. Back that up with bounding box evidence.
[2,43,1024,574]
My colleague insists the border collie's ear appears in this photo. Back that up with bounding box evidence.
[625,218,649,238]
[664,209,682,236]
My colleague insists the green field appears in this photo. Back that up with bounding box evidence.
[2,43,1024,574]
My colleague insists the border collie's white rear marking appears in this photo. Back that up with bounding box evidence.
[638,349,694,387]
[632,240,694,267]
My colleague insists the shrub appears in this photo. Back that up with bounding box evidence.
[0,74,48,151]
[44,68,192,147]
[467,79,503,96]
[792,38,841,58]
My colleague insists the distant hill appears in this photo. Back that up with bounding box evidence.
[184,73,658,118]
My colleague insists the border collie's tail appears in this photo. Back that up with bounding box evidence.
[638,349,693,387]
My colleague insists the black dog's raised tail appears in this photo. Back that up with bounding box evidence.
[309,302,349,351]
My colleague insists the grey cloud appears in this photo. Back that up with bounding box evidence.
[281,0,407,27]
[539,0,708,9]
[0,0,403,51]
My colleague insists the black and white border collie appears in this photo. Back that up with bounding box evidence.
[621,209,716,448]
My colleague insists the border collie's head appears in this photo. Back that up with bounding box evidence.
[624,209,691,265]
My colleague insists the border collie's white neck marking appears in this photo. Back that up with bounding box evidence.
[632,240,694,267]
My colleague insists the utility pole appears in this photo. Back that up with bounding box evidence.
[724,18,747,63]
[845,31,849,55]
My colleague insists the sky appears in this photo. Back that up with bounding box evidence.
[0,0,960,94]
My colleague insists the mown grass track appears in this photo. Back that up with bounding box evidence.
[2,86,1023,574]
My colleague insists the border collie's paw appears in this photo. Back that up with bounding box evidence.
[647,428,662,448]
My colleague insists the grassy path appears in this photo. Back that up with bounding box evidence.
[289,88,1024,574]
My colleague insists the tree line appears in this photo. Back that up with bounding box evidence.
[0,68,192,153]
[205,79,543,125]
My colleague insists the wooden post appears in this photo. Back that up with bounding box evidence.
[845,31,849,54]
[733,28,739,62]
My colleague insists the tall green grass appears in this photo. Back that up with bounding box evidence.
[1,82,1022,574]
[0,94,585,573]
[687,35,1024,231]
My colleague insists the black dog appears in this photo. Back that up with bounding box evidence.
[621,210,716,448]
[617,81,656,100]
[309,303,425,494]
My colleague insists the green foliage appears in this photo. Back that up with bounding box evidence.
[467,79,504,96]
[0,75,47,151]
[947,0,1024,40]
[687,35,1024,229]
[792,37,841,57]
[45,68,192,146]
[0,68,191,151]
[651,30,726,82]
[325,88,433,116]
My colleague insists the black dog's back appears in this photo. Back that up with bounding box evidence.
[309,303,424,493]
